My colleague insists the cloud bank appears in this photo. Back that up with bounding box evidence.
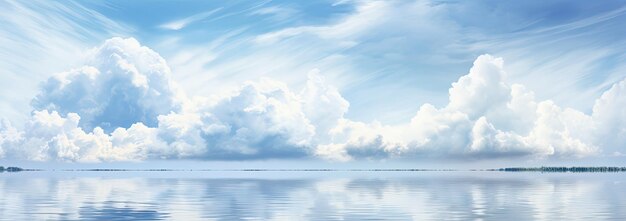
[31,38,184,132]
[0,37,624,162]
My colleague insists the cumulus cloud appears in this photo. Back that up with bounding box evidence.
[592,79,626,154]
[158,79,316,160]
[301,69,350,141]
[0,110,164,162]
[317,55,600,161]
[1,38,330,162]
[31,37,184,133]
[0,119,20,158]
[0,38,625,162]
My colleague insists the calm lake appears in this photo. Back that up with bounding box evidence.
[0,171,625,220]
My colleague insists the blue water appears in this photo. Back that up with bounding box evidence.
[1,171,625,220]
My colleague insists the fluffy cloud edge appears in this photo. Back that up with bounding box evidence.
[1,38,624,162]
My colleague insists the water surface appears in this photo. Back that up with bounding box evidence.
[1,171,624,220]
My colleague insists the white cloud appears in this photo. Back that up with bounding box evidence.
[317,55,600,161]
[446,55,511,119]
[301,70,350,142]
[0,119,20,158]
[0,110,165,162]
[0,0,130,125]
[254,1,392,44]
[592,78,626,151]
[159,8,222,30]
[158,78,317,160]
[0,38,624,162]
[250,6,298,22]
[31,37,185,132]
[0,38,327,161]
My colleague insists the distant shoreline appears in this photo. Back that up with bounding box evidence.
[3,166,626,173]
[496,167,626,172]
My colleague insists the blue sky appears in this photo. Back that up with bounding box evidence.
[1,0,626,165]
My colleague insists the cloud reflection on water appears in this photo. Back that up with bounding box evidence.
[0,172,624,220]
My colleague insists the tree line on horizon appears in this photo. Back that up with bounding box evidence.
[499,167,626,172]
[0,166,24,172]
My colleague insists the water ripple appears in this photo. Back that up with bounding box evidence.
[0,172,625,220]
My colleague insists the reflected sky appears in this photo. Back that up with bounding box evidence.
[0,172,624,220]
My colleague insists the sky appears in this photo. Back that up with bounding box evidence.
[1,0,626,167]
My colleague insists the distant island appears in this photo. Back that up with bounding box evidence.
[498,167,626,172]
[0,166,25,172]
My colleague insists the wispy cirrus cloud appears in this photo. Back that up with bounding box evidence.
[0,0,130,125]
[250,6,298,22]
[159,8,222,30]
